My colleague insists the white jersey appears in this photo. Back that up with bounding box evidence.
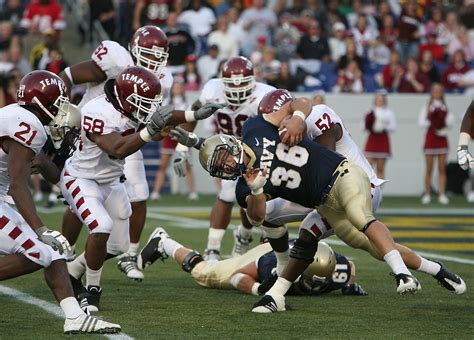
[305,104,384,186]
[79,40,173,108]
[65,95,138,183]
[0,104,47,200]
[199,79,275,138]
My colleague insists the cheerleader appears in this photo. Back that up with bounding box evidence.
[418,83,454,204]
[364,91,396,179]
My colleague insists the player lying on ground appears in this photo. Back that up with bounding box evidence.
[0,71,120,333]
[138,227,367,297]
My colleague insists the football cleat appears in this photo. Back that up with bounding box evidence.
[394,273,421,295]
[137,227,169,270]
[433,261,466,295]
[342,283,368,296]
[117,253,144,281]
[231,229,253,257]
[77,285,102,312]
[64,314,121,334]
[251,294,286,313]
[204,249,220,262]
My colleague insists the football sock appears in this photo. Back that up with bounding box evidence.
[127,242,140,256]
[207,228,225,251]
[60,297,84,319]
[417,257,441,275]
[383,250,411,275]
[275,249,289,276]
[267,277,292,297]
[163,238,182,259]
[238,224,252,239]
[86,265,103,288]
[67,252,86,279]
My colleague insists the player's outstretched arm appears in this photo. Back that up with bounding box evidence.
[91,131,146,160]
[244,168,268,226]
[59,61,107,94]
[165,102,226,126]
[275,97,312,146]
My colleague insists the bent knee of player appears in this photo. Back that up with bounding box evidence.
[27,243,56,268]
[218,187,236,203]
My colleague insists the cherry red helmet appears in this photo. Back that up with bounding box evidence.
[221,56,255,107]
[17,70,69,122]
[129,25,169,76]
[114,66,162,123]
[257,89,294,115]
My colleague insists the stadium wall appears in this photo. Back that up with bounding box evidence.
[170,93,472,196]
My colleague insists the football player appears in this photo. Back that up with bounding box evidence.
[197,99,466,312]
[137,227,367,297]
[59,26,221,281]
[184,56,275,260]
[457,100,474,170]
[0,70,120,333]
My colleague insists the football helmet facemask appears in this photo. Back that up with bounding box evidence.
[222,56,255,108]
[129,26,169,76]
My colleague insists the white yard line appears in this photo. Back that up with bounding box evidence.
[0,285,134,340]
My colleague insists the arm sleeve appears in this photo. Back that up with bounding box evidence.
[91,41,132,79]
[10,117,47,156]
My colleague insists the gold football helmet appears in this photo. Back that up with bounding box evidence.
[199,134,245,180]
[304,242,336,278]
[48,103,81,149]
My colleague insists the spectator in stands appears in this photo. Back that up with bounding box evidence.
[151,80,198,201]
[273,12,300,61]
[458,69,474,97]
[0,66,17,107]
[267,60,297,91]
[379,14,398,51]
[374,0,394,30]
[376,50,403,91]
[418,23,444,63]
[329,22,347,63]
[396,0,421,64]
[259,46,281,84]
[0,0,25,35]
[45,46,67,74]
[29,27,59,69]
[322,0,347,35]
[312,90,325,104]
[133,0,174,30]
[419,50,440,84]
[164,11,195,75]
[364,91,396,179]
[437,11,461,48]
[207,15,239,59]
[249,35,267,69]
[337,38,364,71]
[0,21,15,51]
[441,49,471,93]
[333,60,364,93]
[447,27,474,63]
[89,0,116,40]
[178,0,216,55]
[227,7,245,48]
[116,0,135,46]
[8,43,31,76]
[197,44,221,84]
[296,19,329,61]
[351,14,379,55]
[368,35,390,66]
[181,54,201,91]
[346,0,377,30]
[238,0,276,57]
[418,83,453,205]
[20,0,65,35]
[397,57,430,93]
[425,6,443,37]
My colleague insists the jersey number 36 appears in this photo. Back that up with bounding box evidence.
[270,144,309,189]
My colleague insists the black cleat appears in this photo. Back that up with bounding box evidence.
[342,283,368,296]
[433,261,466,294]
[77,285,102,312]
[251,294,286,313]
[137,227,169,270]
[394,273,421,295]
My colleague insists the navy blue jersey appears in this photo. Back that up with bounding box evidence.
[235,115,345,209]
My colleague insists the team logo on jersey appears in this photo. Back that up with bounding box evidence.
[121,73,150,92]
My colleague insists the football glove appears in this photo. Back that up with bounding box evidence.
[36,226,72,257]
[146,105,174,136]
[245,168,267,195]
[169,127,199,148]
[457,145,473,170]
[173,145,190,177]
[193,103,225,120]
[341,283,368,296]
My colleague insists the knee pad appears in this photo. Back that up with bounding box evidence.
[290,238,318,264]
[261,225,287,239]
[182,251,204,273]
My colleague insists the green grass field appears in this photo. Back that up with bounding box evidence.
[0,195,473,339]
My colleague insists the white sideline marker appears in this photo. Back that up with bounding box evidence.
[0,285,134,340]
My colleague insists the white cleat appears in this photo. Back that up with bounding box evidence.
[231,228,253,257]
[438,194,449,205]
[64,314,121,334]
[433,261,467,295]
[395,273,421,295]
[203,249,220,262]
[251,294,286,313]
[117,253,144,281]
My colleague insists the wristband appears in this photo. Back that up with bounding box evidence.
[139,128,153,142]
[251,187,264,195]
[459,132,471,146]
[184,110,196,122]
[292,110,306,121]
[64,67,74,85]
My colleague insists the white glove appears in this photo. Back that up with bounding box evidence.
[36,226,72,257]
[457,145,474,170]
[173,144,190,177]
[169,126,200,148]
[192,103,226,121]
[146,105,174,135]
[247,170,267,195]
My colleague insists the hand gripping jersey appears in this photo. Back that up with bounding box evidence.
[305,104,384,186]
[65,95,138,183]
[199,79,275,138]
[0,104,47,201]
[236,115,345,209]
[79,40,173,108]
